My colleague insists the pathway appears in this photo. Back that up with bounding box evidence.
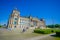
[25,33,55,40]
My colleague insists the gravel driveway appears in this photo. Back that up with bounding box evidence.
[25,33,56,40]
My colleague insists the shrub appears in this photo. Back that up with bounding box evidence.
[0,25,2,28]
[34,29,44,34]
[56,30,60,37]
[34,29,55,34]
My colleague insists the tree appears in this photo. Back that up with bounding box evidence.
[47,25,54,28]
[55,24,60,28]
[47,24,60,28]
[0,25,2,28]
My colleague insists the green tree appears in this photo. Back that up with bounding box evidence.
[55,24,60,28]
[0,25,2,28]
[47,25,54,28]
[47,24,60,28]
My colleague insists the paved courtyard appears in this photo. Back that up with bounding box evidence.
[0,28,42,40]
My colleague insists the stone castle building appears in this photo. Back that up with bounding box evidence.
[7,8,46,30]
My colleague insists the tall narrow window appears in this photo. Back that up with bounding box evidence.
[14,21,16,25]
[33,21,37,26]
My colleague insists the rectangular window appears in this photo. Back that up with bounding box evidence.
[14,21,16,25]
[15,18,17,20]
[33,22,37,26]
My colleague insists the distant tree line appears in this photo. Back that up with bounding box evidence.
[0,25,2,28]
[0,24,6,28]
[46,24,60,28]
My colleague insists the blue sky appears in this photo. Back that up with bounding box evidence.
[0,0,60,25]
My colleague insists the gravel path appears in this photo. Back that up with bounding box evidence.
[25,33,55,40]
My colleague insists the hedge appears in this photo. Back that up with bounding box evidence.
[34,29,60,34]
[56,30,60,37]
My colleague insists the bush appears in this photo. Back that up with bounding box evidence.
[56,30,60,37]
[56,32,60,36]
[0,25,2,28]
[34,29,44,34]
[34,29,55,34]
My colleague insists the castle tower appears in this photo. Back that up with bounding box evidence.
[7,8,20,29]
[39,18,46,29]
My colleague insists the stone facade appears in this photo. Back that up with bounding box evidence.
[7,9,46,30]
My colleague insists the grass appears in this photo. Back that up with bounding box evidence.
[34,28,60,34]
[34,28,60,40]
[54,37,60,40]
[34,29,54,34]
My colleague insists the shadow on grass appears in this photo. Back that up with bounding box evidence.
[50,34,60,37]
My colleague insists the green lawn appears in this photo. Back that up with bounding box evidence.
[54,37,60,40]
